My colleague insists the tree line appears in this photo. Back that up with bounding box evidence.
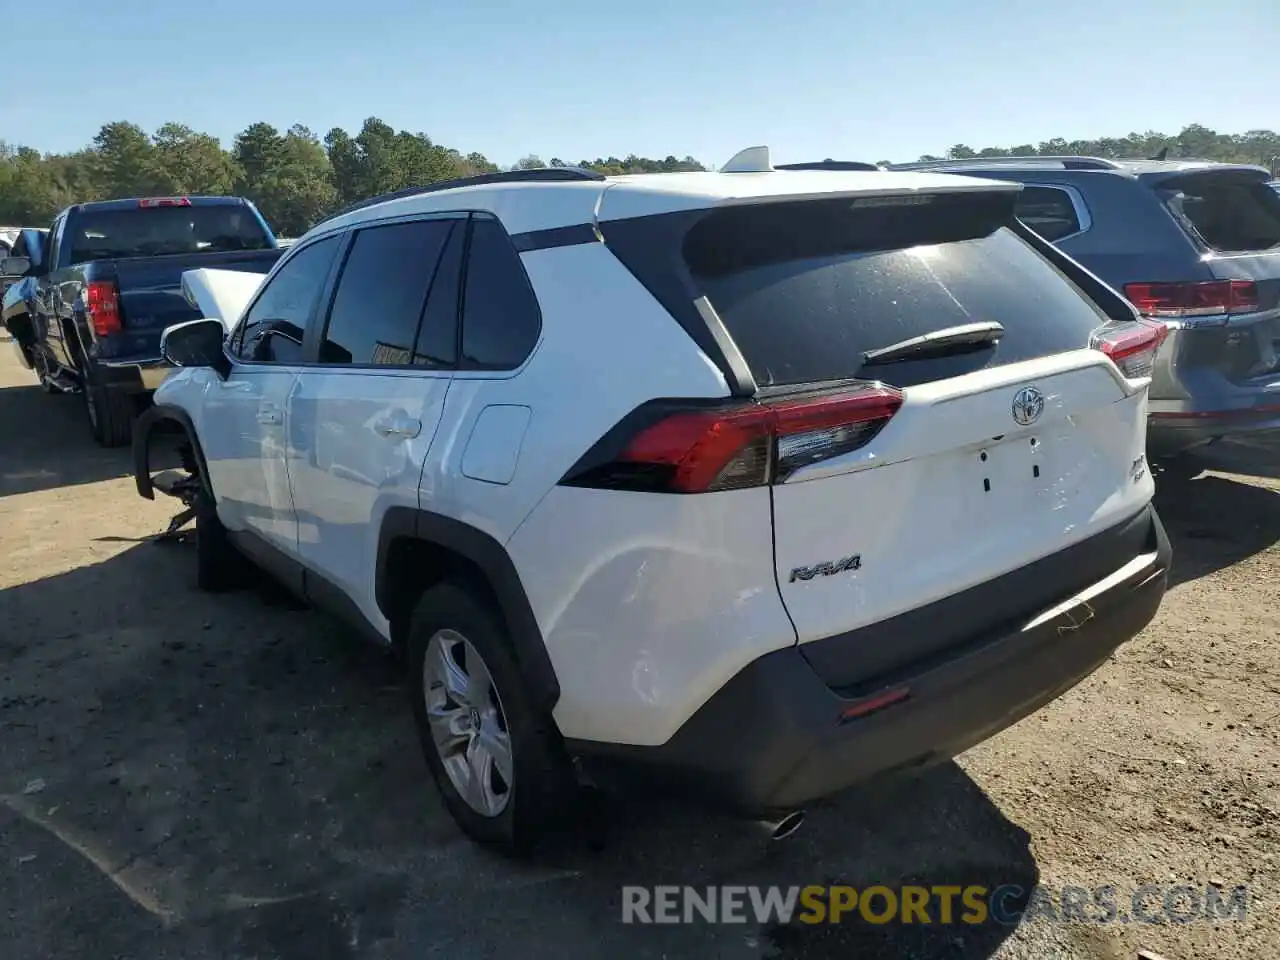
[1,120,1276,237]
[0,117,707,236]
[914,123,1280,169]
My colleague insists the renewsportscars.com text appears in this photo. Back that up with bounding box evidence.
[621,883,1248,926]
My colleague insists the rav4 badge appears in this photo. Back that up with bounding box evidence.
[789,554,862,583]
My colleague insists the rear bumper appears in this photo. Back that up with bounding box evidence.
[97,355,172,392]
[570,506,1171,815]
[1149,361,1280,452]
[1148,401,1280,453]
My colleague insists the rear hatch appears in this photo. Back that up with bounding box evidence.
[1136,167,1280,386]
[677,189,1157,689]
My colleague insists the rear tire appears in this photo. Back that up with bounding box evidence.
[407,581,571,855]
[83,375,135,448]
[195,490,245,593]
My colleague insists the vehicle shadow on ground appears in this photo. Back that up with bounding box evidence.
[1154,466,1280,590]
[1188,435,1280,481]
[0,383,126,497]
[0,537,1040,960]
[0,382,182,499]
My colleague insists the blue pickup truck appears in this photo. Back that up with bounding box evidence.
[1,196,283,446]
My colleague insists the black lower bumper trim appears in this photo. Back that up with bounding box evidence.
[568,507,1171,815]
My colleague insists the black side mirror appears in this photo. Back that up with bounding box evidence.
[161,318,231,379]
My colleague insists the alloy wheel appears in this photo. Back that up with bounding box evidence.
[422,629,514,817]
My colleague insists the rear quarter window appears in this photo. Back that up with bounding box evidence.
[683,194,1109,388]
[1014,186,1085,242]
[459,217,541,370]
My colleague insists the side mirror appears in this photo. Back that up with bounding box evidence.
[1,256,31,278]
[161,318,231,379]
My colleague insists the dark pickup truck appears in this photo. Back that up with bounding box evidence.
[1,196,283,446]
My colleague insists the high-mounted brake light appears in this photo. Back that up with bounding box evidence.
[563,384,904,493]
[138,197,192,208]
[85,281,121,336]
[1090,318,1167,379]
[1123,280,1258,320]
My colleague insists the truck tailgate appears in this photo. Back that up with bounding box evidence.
[112,249,280,337]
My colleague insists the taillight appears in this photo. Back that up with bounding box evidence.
[1122,280,1258,320]
[138,197,192,208]
[86,281,121,336]
[563,384,904,493]
[1091,318,1167,378]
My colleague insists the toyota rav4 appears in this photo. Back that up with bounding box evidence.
[132,149,1172,853]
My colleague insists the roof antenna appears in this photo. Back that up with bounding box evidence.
[721,145,773,173]
[1150,146,1169,161]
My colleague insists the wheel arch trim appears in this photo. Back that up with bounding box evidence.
[132,403,211,500]
[377,506,561,712]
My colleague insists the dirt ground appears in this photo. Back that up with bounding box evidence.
[1,340,1277,960]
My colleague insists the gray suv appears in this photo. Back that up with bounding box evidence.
[891,157,1280,464]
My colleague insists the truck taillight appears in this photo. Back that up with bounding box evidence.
[562,384,904,493]
[1091,318,1167,379]
[1122,280,1258,320]
[86,281,121,336]
[138,197,192,208]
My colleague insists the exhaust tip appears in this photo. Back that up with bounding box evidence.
[768,810,806,841]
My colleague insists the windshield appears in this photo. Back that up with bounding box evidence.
[68,205,273,262]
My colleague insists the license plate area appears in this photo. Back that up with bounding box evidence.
[968,434,1056,517]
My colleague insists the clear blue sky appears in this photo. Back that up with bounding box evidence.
[5,0,1278,167]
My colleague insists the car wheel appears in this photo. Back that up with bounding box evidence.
[82,376,134,448]
[407,581,570,855]
[195,488,245,593]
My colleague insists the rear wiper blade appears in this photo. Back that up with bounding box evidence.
[862,321,1005,365]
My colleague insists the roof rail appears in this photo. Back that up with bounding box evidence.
[775,159,882,172]
[891,156,1122,172]
[323,166,606,222]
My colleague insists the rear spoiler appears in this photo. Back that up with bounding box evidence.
[1138,163,1274,187]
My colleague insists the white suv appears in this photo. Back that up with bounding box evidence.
[133,149,1172,853]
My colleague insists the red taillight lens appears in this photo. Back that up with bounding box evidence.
[568,384,904,493]
[86,281,121,336]
[1091,318,1167,378]
[1122,280,1258,319]
[620,405,774,492]
[138,197,192,208]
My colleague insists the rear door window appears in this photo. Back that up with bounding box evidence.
[684,193,1108,389]
[1158,172,1280,253]
[319,218,457,366]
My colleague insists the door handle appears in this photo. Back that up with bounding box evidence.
[373,416,422,439]
[257,408,283,425]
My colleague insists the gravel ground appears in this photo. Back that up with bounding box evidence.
[1,342,1277,960]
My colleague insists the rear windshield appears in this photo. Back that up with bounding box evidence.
[1157,172,1280,254]
[683,193,1109,388]
[68,205,273,263]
